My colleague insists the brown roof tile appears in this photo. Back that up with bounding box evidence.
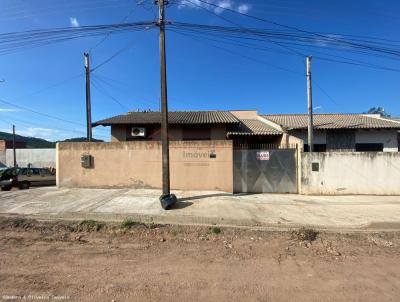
[263,114,400,130]
[227,119,283,136]
[93,111,240,126]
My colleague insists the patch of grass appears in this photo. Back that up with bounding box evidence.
[292,227,318,242]
[120,219,160,230]
[0,217,33,229]
[210,226,222,234]
[11,218,28,228]
[78,219,103,232]
[121,218,140,228]
[146,222,158,229]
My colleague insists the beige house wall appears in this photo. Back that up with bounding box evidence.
[110,125,225,141]
[230,110,258,119]
[111,125,125,142]
[57,140,233,192]
[279,133,304,149]
[211,125,227,139]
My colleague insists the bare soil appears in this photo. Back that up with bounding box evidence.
[0,217,400,302]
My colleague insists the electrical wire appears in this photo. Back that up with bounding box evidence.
[181,0,306,57]
[0,114,109,140]
[0,21,155,56]
[92,74,158,108]
[88,1,139,53]
[91,76,129,111]
[169,27,342,108]
[90,34,146,72]
[169,22,400,72]
[192,0,400,58]
[0,97,85,127]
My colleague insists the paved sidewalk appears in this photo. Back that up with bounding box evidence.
[1,187,400,230]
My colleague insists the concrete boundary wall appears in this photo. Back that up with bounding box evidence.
[5,149,56,168]
[57,140,233,192]
[301,152,400,195]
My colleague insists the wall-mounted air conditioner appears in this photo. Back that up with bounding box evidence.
[131,127,146,137]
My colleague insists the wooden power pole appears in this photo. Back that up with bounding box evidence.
[157,0,177,209]
[306,56,314,152]
[12,124,16,167]
[84,53,93,142]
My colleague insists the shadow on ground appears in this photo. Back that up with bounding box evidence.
[169,201,194,210]
[179,193,232,202]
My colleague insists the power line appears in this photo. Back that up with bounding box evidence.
[91,76,129,111]
[193,0,400,58]
[0,21,154,56]
[92,73,158,108]
[0,0,135,22]
[94,72,208,109]
[88,1,139,53]
[169,28,342,109]
[0,114,110,140]
[0,97,85,127]
[14,72,84,100]
[169,28,301,74]
[170,22,400,58]
[182,0,306,57]
[169,22,400,72]
[90,33,148,72]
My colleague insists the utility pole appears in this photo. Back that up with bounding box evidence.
[306,56,314,152]
[157,0,177,209]
[12,125,16,167]
[84,53,93,142]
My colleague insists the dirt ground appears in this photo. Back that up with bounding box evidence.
[0,217,400,302]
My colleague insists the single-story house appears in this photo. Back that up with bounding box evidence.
[390,117,400,151]
[93,110,400,152]
[93,110,285,147]
[263,114,400,152]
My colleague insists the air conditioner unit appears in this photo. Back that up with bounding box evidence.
[131,127,146,137]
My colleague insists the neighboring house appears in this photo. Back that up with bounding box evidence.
[93,111,400,152]
[0,140,55,168]
[0,139,27,149]
[262,114,400,152]
[1,140,27,168]
[390,117,400,151]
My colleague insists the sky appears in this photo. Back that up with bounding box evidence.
[0,0,399,141]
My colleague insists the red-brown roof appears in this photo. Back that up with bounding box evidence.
[227,119,283,136]
[263,114,400,130]
[93,111,240,126]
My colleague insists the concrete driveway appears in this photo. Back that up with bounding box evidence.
[1,187,400,230]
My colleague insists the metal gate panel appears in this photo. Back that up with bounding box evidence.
[233,149,297,193]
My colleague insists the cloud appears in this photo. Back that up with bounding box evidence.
[0,108,19,112]
[69,17,80,27]
[214,0,233,14]
[237,3,250,13]
[314,34,344,47]
[178,0,251,15]
[18,127,60,140]
[178,0,211,10]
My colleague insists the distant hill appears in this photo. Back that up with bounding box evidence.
[61,137,104,143]
[0,131,55,148]
[0,132,104,148]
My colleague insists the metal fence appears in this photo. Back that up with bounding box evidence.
[233,142,299,150]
